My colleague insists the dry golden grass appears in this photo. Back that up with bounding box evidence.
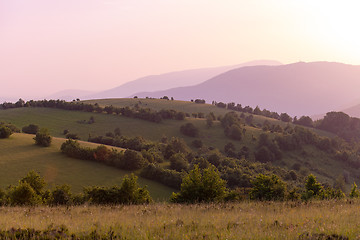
[1,200,359,239]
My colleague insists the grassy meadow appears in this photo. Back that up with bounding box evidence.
[0,133,173,200]
[0,201,358,239]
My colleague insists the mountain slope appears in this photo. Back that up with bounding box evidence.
[133,62,360,116]
[86,60,281,99]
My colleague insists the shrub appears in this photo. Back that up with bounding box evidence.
[22,124,39,134]
[170,165,227,203]
[255,146,275,163]
[84,174,152,204]
[49,185,72,205]
[250,174,287,201]
[140,164,183,189]
[123,149,145,170]
[191,139,203,148]
[34,128,52,147]
[0,126,12,138]
[20,170,46,195]
[8,182,41,206]
[350,182,360,198]
[170,153,189,172]
[226,124,242,141]
[66,133,80,140]
[180,123,199,137]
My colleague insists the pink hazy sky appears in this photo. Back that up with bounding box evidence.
[1,0,360,99]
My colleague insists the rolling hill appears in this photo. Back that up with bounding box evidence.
[132,62,360,117]
[0,133,174,200]
[86,60,281,99]
[1,98,356,191]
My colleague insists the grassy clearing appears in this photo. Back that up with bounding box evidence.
[0,201,359,239]
[0,133,173,200]
[0,107,261,151]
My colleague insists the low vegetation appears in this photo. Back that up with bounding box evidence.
[0,201,359,239]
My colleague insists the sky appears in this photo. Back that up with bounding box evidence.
[1,0,360,100]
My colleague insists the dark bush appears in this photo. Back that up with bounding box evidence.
[22,124,39,134]
[34,128,52,147]
[180,123,199,137]
[0,126,12,138]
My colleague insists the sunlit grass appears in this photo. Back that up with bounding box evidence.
[0,133,173,200]
[0,201,359,239]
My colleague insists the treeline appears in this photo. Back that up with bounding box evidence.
[0,99,187,123]
[66,131,301,190]
[0,171,151,206]
[316,111,360,142]
[61,138,184,189]
[213,101,314,128]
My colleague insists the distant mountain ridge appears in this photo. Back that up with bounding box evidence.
[47,89,96,101]
[132,62,360,117]
[86,60,281,99]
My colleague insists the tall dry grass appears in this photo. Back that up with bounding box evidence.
[0,200,359,239]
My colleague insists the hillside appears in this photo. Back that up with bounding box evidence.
[86,60,281,99]
[1,98,357,191]
[132,62,360,117]
[0,133,173,199]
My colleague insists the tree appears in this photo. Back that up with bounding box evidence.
[123,149,145,170]
[34,128,52,147]
[170,153,189,172]
[119,174,152,204]
[22,124,39,134]
[303,174,323,200]
[0,126,12,138]
[226,124,242,141]
[170,165,227,203]
[280,113,292,122]
[8,182,41,206]
[255,146,275,163]
[250,174,287,201]
[20,170,46,195]
[350,182,359,198]
[180,123,199,137]
[114,128,121,137]
[49,185,72,205]
[206,115,214,128]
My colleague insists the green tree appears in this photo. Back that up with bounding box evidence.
[250,174,287,201]
[22,124,39,134]
[303,174,323,200]
[170,153,189,172]
[0,126,12,138]
[350,182,359,198]
[123,149,145,170]
[20,170,46,195]
[9,182,41,206]
[49,184,72,205]
[34,128,52,147]
[180,123,199,137]
[119,174,152,204]
[170,165,227,203]
[227,124,242,140]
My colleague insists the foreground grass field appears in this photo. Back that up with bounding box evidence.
[0,201,358,239]
[0,133,173,200]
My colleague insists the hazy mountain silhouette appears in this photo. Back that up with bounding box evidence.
[132,62,360,117]
[47,89,96,101]
[86,60,281,99]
